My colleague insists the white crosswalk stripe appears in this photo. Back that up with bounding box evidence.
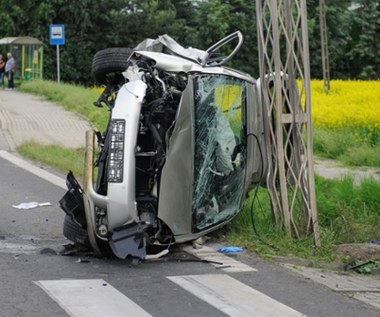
[34,279,153,317]
[168,274,308,317]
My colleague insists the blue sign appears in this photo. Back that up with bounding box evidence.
[50,24,65,45]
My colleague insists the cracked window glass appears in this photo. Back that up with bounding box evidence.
[192,75,247,231]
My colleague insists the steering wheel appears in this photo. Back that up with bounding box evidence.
[203,31,244,67]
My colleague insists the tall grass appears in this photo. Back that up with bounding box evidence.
[313,128,380,167]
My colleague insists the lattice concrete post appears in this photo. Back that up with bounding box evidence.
[256,0,320,245]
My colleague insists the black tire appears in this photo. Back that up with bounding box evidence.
[63,214,91,248]
[92,47,133,85]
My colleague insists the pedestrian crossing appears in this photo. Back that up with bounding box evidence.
[35,273,309,317]
[30,235,309,316]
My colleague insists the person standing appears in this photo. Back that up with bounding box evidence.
[0,54,5,88]
[5,52,16,90]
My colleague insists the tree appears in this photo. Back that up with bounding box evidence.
[171,0,200,46]
[347,0,380,79]
[307,0,353,79]
[192,0,231,48]
[1,0,378,84]
[0,0,34,36]
[111,0,180,48]
[224,0,258,77]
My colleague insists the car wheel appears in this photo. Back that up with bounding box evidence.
[91,47,133,85]
[63,214,91,248]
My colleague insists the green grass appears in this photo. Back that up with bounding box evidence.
[17,141,86,178]
[226,176,380,261]
[314,127,380,167]
[16,80,380,264]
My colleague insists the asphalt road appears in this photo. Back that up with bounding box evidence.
[0,151,380,317]
[0,90,380,316]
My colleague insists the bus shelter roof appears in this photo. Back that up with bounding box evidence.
[0,36,43,45]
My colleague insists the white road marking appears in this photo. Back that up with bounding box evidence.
[0,150,66,189]
[183,245,257,272]
[168,274,308,317]
[0,241,36,254]
[34,279,153,317]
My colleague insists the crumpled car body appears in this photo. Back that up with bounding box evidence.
[59,31,268,259]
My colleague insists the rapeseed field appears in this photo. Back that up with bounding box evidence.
[312,80,380,146]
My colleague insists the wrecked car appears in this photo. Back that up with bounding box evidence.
[59,31,268,259]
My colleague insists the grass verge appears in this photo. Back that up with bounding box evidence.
[17,141,86,178]
[225,176,380,262]
[314,127,380,167]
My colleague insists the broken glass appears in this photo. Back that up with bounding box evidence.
[192,75,247,231]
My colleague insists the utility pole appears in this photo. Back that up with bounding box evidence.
[256,0,320,246]
[319,0,330,93]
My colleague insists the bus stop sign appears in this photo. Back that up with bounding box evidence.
[50,24,65,45]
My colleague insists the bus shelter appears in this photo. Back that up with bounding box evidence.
[0,36,43,80]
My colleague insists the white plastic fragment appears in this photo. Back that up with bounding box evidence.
[12,202,52,210]
[145,249,169,260]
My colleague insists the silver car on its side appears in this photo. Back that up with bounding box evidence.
[59,31,268,259]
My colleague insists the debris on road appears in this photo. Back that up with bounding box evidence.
[218,246,243,253]
[12,202,52,210]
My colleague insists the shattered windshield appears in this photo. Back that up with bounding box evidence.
[192,74,247,231]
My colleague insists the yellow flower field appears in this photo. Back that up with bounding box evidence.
[311,80,380,130]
